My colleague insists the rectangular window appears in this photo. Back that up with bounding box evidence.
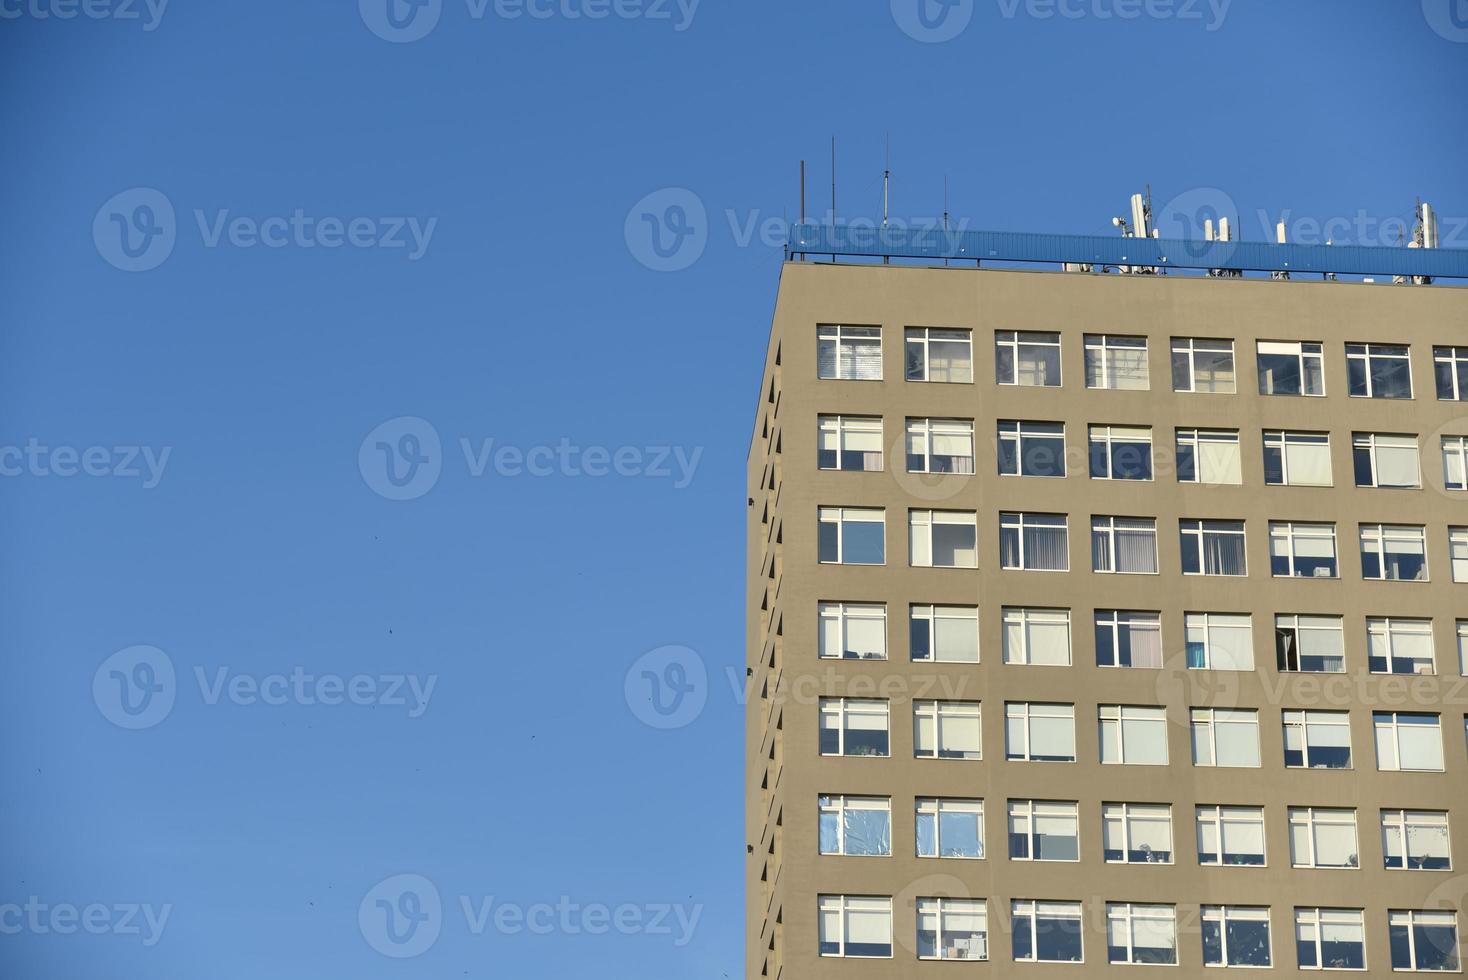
[1270,521,1339,579]
[1192,709,1262,768]
[1003,607,1072,666]
[1347,342,1413,399]
[1173,336,1236,393]
[1008,800,1079,861]
[818,507,885,565]
[1176,427,1243,485]
[1288,808,1360,870]
[1186,612,1255,670]
[1096,610,1163,668]
[1203,906,1273,968]
[1369,618,1436,675]
[1354,433,1422,488]
[995,330,1062,386]
[1374,712,1444,772]
[906,418,975,475]
[817,415,883,472]
[1091,516,1159,574]
[1085,334,1149,390]
[819,698,889,757]
[1258,340,1325,396]
[1381,810,1452,871]
[817,325,881,381]
[1180,519,1247,576]
[818,895,892,958]
[1460,622,1468,676]
[1197,805,1267,866]
[818,602,886,661]
[818,795,892,856]
[917,898,988,961]
[997,420,1067,477]
[1436,346,1468,401]
[909,510,977,569]
[1360,524,1428,582]
[1012,900,1084,963]
[999,512,1069,571]
[1103,803,1173,864]
[1295,908,1366,971]
[909,605,978,663]
[1388,910,1460,972]
[1089,425,1154,480]
[916,798,984,859]
[1283,710,1353,769]
[1264,430,1332,486]
[914,700,981,760]
[1099,705,1169,765]
[1108,903,1177,966]
[1451,528,1468,582]
[1446,438,1468,491]
[1275,614,1346,673]
[905,327,972,384]
[1005,703,1076,762]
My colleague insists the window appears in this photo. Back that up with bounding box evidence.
[1003,608,1071,666]
[1203,906,1273,968]
[818,507,885,565]
[1176,427,1243,485]
[1103,803,1173,864]
[1092,516,1159,574]
[995,330,1061,386]
[905,327,972,384]
[1099,705,1169,765]
[1191,709,1262,768]
[1460,622,1468,676]
[819,698,889,757]
[1005,703,1076,762]
[1360,524,1428,582]
[1270,522,1339,578]
[817,415,883,472]
[818,602,886,660]
[1008,800,1079,861]
[916,798,984,859]
[1095,610,1163,668]
[1197,806,1266,866]
[917,898,988,961]
[909,510,976,568]
[1374,712,1444,772]
[817,325,881,380]
[1186,613,1255,670]
[1180,519,1247,576]
[1295,908,1366,971]
[1089,425,1153,480]
[1173,336,1236,393]
[818,795,891,856]
[1446,438,1468,491]
[818,895,891,958]
[1354,433,1422,488]
[1275,615,1346,673]
[996,420,1066,477]
[1108,903,1178,966]
[1288,808,1360,869]
[1283,710,1353,769]
[999,512,1069,571]
[1452,528,1468,582]
[914,700,981,760]
[1085,333,1149,390]
[1389,910,1460,972]
[1264,430,1332,487]
[1347,342,1413,399]
[1369,618,1436,675]
[1381,810,1452,871]
[906,418,975,474]
[1258,340,1325,396]
[909,605,978,663]
[1435,346,1468,401]
[1012,900,1084,963]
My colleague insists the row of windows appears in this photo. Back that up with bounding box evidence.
[822,324,1468,402]
[820,699,1464,773]
[818,894,1460,971]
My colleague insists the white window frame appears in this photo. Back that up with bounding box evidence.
[1368,618,1436,676]
[1288,807,1360,870]
[1172,336,1237,393]
[1388,910,1461,973]
[1353,433,1422,489]
[916,897,989,961]
[1257,339,1325,396]
[1451,528,1468,582]
[1269,521,1339,579]
[818,795,892,857]
[818,602,887,661]
[914,700,982,761]
[818,507,885,565]
[1360,524,1429,582]
[1007,800,1080,862]
[1102,803,1174,865]
[1002,607,1072,666]
[817,325,882,381]
[997,420,1067,477]
[1107,902,1178,966]
[1191,708,1262,768]
[1346,342,1413,400]
[1435,346,1468,401]
[1005,702,1077,762]
[1202,905,1274,969]
[915,798,984,860]
[1294,907,1367,972]
[1275,614,1346,673]
[1373,712,1445,772]
[1180,519,1248,577]
[819,698,890,757]
[905,326,973,384]
[995,330,1062,387]
[1095,610,1163,669]
[1460,621,1468,677]
[1263,430,1333,487]
[909,509,978,569]
[905,418,975,475]
[909,604,979,664]
[1089,424,1154,481]
[1177,427,1243,485]
[817,415,883,472]
[818,894,892,958]
[1186,612,1255,671]
[1091,516,1160,574]
[1099,704,1169,766]
[1381,810,1452,872]
[1447,438,1468,492]
[1011,900,1085,964]
[999,511,1069,572]
[1196,805,1267,867]
[1283,710,1354,770]
[1084,333,1149,390]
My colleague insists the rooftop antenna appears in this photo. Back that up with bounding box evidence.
[943,175,950,268]
[1272,217,1290,281]
[1411,198,1438,284]
[882,132,891,229]
[831,137,837,228]
[799,159,806,226]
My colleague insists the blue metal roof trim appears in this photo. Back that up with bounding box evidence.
[787,224,1468,280]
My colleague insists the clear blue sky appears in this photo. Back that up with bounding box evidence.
[0,1,1464,977]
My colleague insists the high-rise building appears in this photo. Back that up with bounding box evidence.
[746,228,1468,977]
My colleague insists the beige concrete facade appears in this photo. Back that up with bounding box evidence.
[747,260,1468,978]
